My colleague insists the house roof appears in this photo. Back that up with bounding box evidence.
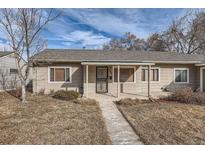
[32,49,205,64]
[0,51,12,58]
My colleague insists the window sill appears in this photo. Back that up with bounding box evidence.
[174,82,189,84]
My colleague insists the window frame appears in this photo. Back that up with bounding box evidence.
[10,68,18,75]
[48,66,72,83]
[174,68,189,84]
[141,66,160,83]
[112,66,136,83]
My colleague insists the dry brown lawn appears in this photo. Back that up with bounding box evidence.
[0,92,111,144]
[117,99,205,145]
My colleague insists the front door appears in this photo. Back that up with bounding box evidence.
[96,66,108,93]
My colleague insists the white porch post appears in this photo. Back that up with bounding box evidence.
[117,65,120,98]
[200,67,205,92]
[86,65,89,98]
[148,65,151,97]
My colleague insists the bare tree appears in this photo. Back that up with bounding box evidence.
[103,32,147,51]
[0,9,61,103]
[103,11,205,55]
[160,11,205,54]
[147,33,167,51]
[0,69,8,90]
[9,75,18,89]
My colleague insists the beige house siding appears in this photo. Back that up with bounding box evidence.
[139,64,199,93]
[0,53,26,91]
[83,64,199,97]
[33,62,83,94]
[83,65,96,96]
[33,62,200,96]
[196,67,200,89]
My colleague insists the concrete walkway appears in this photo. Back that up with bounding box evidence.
[92,94,143,145]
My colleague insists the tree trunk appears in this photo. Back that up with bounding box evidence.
[21,84,26,103]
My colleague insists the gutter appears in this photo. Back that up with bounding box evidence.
[81,61,155,66]
[33,59,203,65]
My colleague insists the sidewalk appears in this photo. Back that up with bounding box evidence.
[93,94,143,145]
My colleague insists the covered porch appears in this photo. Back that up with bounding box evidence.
[82,61,156,99]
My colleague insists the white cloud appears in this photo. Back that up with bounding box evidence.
[63,9,189,38]
[64,9,144,37]
[61,30,111,48]
[44,17,74,38]
[44,9,193,49]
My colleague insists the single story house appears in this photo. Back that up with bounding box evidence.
[32,49,205,98]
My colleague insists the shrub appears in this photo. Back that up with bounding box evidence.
[49,89,55,96]
[171,87,194,103]
[38,89,45,95]
[164,87,205,105]
[115,98,142,106]
[53,90,80,101]
[73,98,97,105]
[7,88,22,99]
[194,92,205,105]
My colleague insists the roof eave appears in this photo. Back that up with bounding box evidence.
[195,63,205,66]
[0,52,13,59]
[33,59,202,64]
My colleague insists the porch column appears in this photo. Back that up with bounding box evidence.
[200,67,205,92]
[117,65,120,98]
[86,65,89,98]
[148,65,151,97]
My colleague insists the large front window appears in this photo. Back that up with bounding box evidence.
[113,67,135,82]
[49,67,71,82]
[174,68,189,83]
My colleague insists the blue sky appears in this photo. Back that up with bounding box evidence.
[0,8,190,49]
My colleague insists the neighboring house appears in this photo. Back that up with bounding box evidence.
[32,49,205,98]
[0,51,20,91]
[0,51,30,91]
